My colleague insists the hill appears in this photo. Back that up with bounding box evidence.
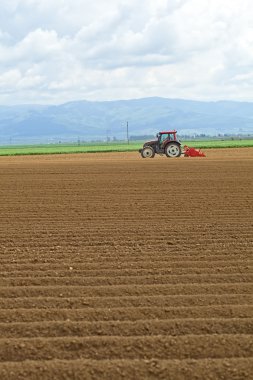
[0,97,253,143]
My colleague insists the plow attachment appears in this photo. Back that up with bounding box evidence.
[183,145,206,157]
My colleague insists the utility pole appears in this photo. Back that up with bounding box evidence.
[126,121,129,144]
[106,129,111,143]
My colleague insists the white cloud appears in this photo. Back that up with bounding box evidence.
[0,0,253,104]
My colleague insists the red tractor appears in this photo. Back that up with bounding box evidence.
[139,130,206,158]
[139,130,182,158]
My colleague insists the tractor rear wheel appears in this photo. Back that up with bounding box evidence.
[141,146,155,158]
[165,143,181,158]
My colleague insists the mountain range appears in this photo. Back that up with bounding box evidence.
[0,97,253,143]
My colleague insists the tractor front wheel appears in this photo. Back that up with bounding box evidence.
[165,143,181,158]
[141,146,155,158]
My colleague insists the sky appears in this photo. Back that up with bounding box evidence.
[0,0,253,105]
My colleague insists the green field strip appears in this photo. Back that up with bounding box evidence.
[0,139,252,156]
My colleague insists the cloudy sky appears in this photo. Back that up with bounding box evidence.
[0,0,252,104]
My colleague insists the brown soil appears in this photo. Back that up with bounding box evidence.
[0,148,252,379]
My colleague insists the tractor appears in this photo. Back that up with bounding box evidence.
[139,130,182,158]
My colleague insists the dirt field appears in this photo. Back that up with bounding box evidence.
[0,148,252,379]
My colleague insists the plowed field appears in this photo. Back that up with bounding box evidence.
[0,148,252,379]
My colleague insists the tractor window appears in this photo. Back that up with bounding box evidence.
[160,134,169,142]
[160,134,175,142]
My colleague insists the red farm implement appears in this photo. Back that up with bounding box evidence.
[183,145,206,157]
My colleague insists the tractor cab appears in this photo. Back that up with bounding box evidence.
[156,131,178,149]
